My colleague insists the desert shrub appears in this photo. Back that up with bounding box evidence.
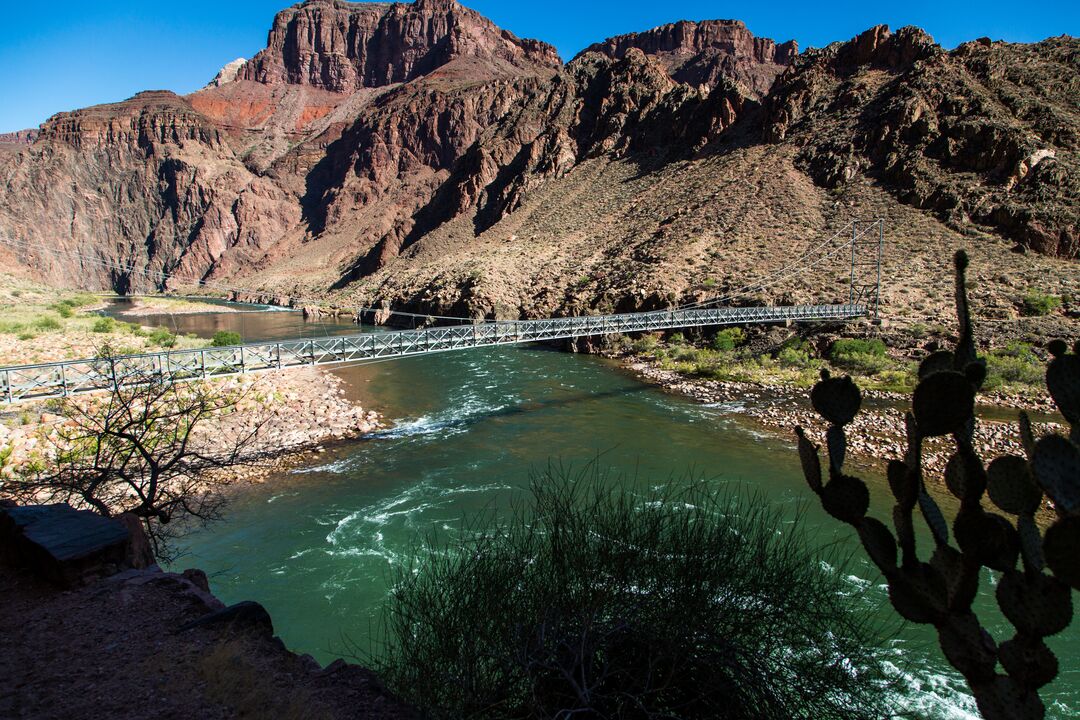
[374,468,891,720]
[630,334,660,354]
[984,341,1045,390]
[668,332,686,346]
[711,327,746,352]
[53,303,74,319]
[1021,291,1061,317]
[830,338,889,375]
[33,315,62,331]
[92,317,116,334]
[149,327,178,348]
[777,338,816,369]
[211,330,242,347]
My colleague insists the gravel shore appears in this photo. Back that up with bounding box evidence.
[0,368,382,486]
[623,357,1067,489]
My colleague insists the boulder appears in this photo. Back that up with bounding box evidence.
[0,504,132,587]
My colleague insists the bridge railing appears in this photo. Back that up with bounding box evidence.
[0,303,866,403]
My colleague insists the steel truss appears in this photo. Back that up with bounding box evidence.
[0,303,866,403]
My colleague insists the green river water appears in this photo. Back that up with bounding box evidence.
[105,300,1079,719]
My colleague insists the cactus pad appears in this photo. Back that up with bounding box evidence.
[810,374,862,426]
[998,636,1059,691]
[955,510,1019,572]
[912,371,976,437]
[944,450,988,502]
[987,455,1042,515]
[794,427,823,494]
[1046,344,1079,425]
[919,350,955,379]
[858,517,897,573]
[821,474,870,525]
[996,570,1073,638]
[888,563,948,624]
[1043,516,1080,590]
[1032,435,1080,514]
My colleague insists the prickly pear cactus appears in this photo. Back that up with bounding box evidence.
[794,251,1078,720]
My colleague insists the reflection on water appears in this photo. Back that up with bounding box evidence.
[117,302,1076,720]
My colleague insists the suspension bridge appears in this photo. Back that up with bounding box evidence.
[0,220,884,404]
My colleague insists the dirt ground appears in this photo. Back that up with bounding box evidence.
[0,563,416,720]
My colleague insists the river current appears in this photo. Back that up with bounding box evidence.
[103,300,1079,719]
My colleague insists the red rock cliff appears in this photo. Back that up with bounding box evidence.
[240,0,561,92]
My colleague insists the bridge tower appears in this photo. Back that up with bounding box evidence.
[848,219,884,319]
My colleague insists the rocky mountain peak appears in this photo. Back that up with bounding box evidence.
[239,0,561,93]
[204,58,247,89]
[575,19,797,97]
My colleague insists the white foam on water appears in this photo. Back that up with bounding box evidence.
[291,457,356,475]
[369,393,508,441]
[704,401,749,413]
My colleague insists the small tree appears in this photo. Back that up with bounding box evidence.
[8,352,271,560]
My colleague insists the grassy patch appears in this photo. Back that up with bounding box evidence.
[829,338,889,375]
[1021,291,1062,317]
[984,342,1045,391]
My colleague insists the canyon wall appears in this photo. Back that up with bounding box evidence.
[0,1,1075,322]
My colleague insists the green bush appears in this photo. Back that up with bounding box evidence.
[92,317,116,334]
[53,304,74,319]
[210,330,242,347]
[630,335,660,354]
[1021,291,1061,317]
[149,327,178,348]
[775,337,816,369]
[33,315,62,331]
[710,327,746,352]
[830,338,889,375]
[984,342,1045,390]
[374,468,890,720]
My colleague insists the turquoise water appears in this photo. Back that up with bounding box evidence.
[113,303,1078,719]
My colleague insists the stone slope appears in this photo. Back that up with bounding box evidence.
[0,2,1074,335]
[576,19,797,97]
[764,26,1080,258]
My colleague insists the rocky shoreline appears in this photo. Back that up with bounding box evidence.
[0,368,382,487]
[622,355,1067,509]
[116,297,243,316]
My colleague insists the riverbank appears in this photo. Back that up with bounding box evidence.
[0,368,382,488]
[621,354,1067,516]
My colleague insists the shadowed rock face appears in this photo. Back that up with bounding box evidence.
[0,1,1075,316]
[576,19,797,97]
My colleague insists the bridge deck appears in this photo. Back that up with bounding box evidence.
[0,303,865,403]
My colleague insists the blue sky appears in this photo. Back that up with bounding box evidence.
[2,1,1077,133]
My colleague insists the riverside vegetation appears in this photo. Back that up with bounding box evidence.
[796,252,1080,720]
[372,467,893,720]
